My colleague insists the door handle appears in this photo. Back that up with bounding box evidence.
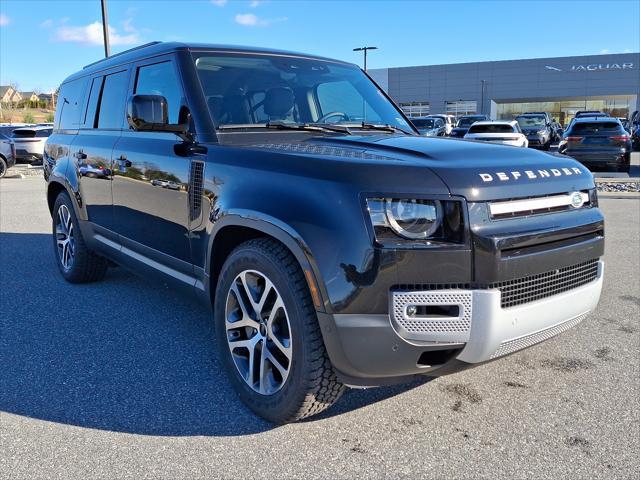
[74,151,87,160]
[117,155,132,168]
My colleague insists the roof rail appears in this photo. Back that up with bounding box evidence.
[83,41,163,69]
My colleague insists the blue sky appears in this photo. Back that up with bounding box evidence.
[1,0,639,93]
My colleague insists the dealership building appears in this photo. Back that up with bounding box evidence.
[369,53,640,125]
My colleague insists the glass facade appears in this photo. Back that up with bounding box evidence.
[496,95,637,126]
[445,100,477,117]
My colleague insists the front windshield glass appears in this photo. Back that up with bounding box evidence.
[193,52,412,132]
[516,115,545,128]
[457,116,483,127]
[411,118,436,129]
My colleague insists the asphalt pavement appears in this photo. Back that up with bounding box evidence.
[1,177,638,479]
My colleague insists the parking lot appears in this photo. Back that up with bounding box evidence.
[1,176,638,479]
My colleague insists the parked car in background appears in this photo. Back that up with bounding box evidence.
[632,111,640,150]
[0,133,17,178]
[427,114,456,135]
[516,113,553,150]
[563,117,631,173]
[410,117,446,136]
[523,111,563,143]
[0,123,31,138]
[12,126,52,163]
[464,120,528,147]
[618,118,631,133]
[449,114,488,138]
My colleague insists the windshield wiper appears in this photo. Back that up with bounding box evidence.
[342,122,412,135]
[217,122,351,135]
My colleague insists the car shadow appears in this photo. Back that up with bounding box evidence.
[0,232,425,436]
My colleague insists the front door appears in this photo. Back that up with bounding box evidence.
[111,56,192,265]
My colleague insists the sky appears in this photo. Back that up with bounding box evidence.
[1,0,639,93]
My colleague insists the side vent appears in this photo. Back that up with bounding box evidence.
[189,160,205,221]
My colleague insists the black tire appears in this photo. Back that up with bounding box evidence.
[0,156,7,178]
[214,238,345,423]
[52,191,108,283]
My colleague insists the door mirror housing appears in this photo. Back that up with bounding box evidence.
[127,94,188,136]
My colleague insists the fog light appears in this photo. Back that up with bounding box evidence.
[406,305,417,317]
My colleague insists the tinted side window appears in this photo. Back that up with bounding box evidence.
[84,76,104,128]
[55,77,88,130]
[135,61,183,123]
[97,70,129,130]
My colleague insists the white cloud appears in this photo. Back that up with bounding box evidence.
[235,13,287,27]
[211,0,228,6]
[249,1,261,7]
[600,48,610,54]
[55,21,140,46]
[40,19,54,28]
[0,14,10,26]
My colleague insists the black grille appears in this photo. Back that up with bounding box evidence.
[392,259,600,309]
[189,161,204,221]
[491,259,599,308]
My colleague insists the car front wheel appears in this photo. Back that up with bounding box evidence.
[214,238,344,423]
[52,191,108,283]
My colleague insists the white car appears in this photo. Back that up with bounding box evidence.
[464,120,528,147]
[11,126,52,163]
[427,114,456,135]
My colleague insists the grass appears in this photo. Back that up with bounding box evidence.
[0,107,55,124]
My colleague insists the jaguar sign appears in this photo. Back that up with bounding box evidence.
[545,63,634,72]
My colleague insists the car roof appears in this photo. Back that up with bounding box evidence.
[12,125,53,131]
[471,120,517,126]
[573,117,621,123]
[65,41,356,83]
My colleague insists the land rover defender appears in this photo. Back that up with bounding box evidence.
[44,42,604,423]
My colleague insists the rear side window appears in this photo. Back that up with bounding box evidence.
[55,77,88,130]
[84,76,104,127]
[12,129,36,138]
[97,70,129,130]
[571,122,623,134]
[135,61,183,123]
[468,124,515,134]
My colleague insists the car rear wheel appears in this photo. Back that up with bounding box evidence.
[0,156,7,178]
[52,191,108,283]
[214,238,345,423]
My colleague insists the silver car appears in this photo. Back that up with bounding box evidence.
[0,133,17,178]
[12,126,52,163]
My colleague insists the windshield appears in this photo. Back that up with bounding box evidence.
[457,116,484,127]
[193,53,413,133]
[411,118,436,129]
[468,124,516,134]
[516,115,545,128]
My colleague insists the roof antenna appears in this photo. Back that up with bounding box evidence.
[101,0,111,58]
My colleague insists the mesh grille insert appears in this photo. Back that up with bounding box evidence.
[491,259,599,308]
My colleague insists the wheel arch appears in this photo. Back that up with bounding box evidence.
[207,212,329,313]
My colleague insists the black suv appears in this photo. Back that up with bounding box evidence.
[516,112,555,149]
[44,42,604,423]
[449,115,488,138]
[563,117,632,172]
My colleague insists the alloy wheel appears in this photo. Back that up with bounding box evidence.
[55,204,75,271]
[225,269,292,395]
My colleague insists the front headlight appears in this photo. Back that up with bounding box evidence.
[366,198,465,245]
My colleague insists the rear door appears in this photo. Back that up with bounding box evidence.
[111,55,192,267]
[73,68,130,233]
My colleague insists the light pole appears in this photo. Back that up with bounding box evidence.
[353,46,378,71]
[101,0,111,58]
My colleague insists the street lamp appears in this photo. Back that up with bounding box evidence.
[353,46,378,71]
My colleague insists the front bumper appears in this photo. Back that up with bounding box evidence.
[320,261,603,386]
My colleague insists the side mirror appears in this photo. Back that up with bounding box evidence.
[127,94,188,136]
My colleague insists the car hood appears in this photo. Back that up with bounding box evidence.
[300,135,594,201]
